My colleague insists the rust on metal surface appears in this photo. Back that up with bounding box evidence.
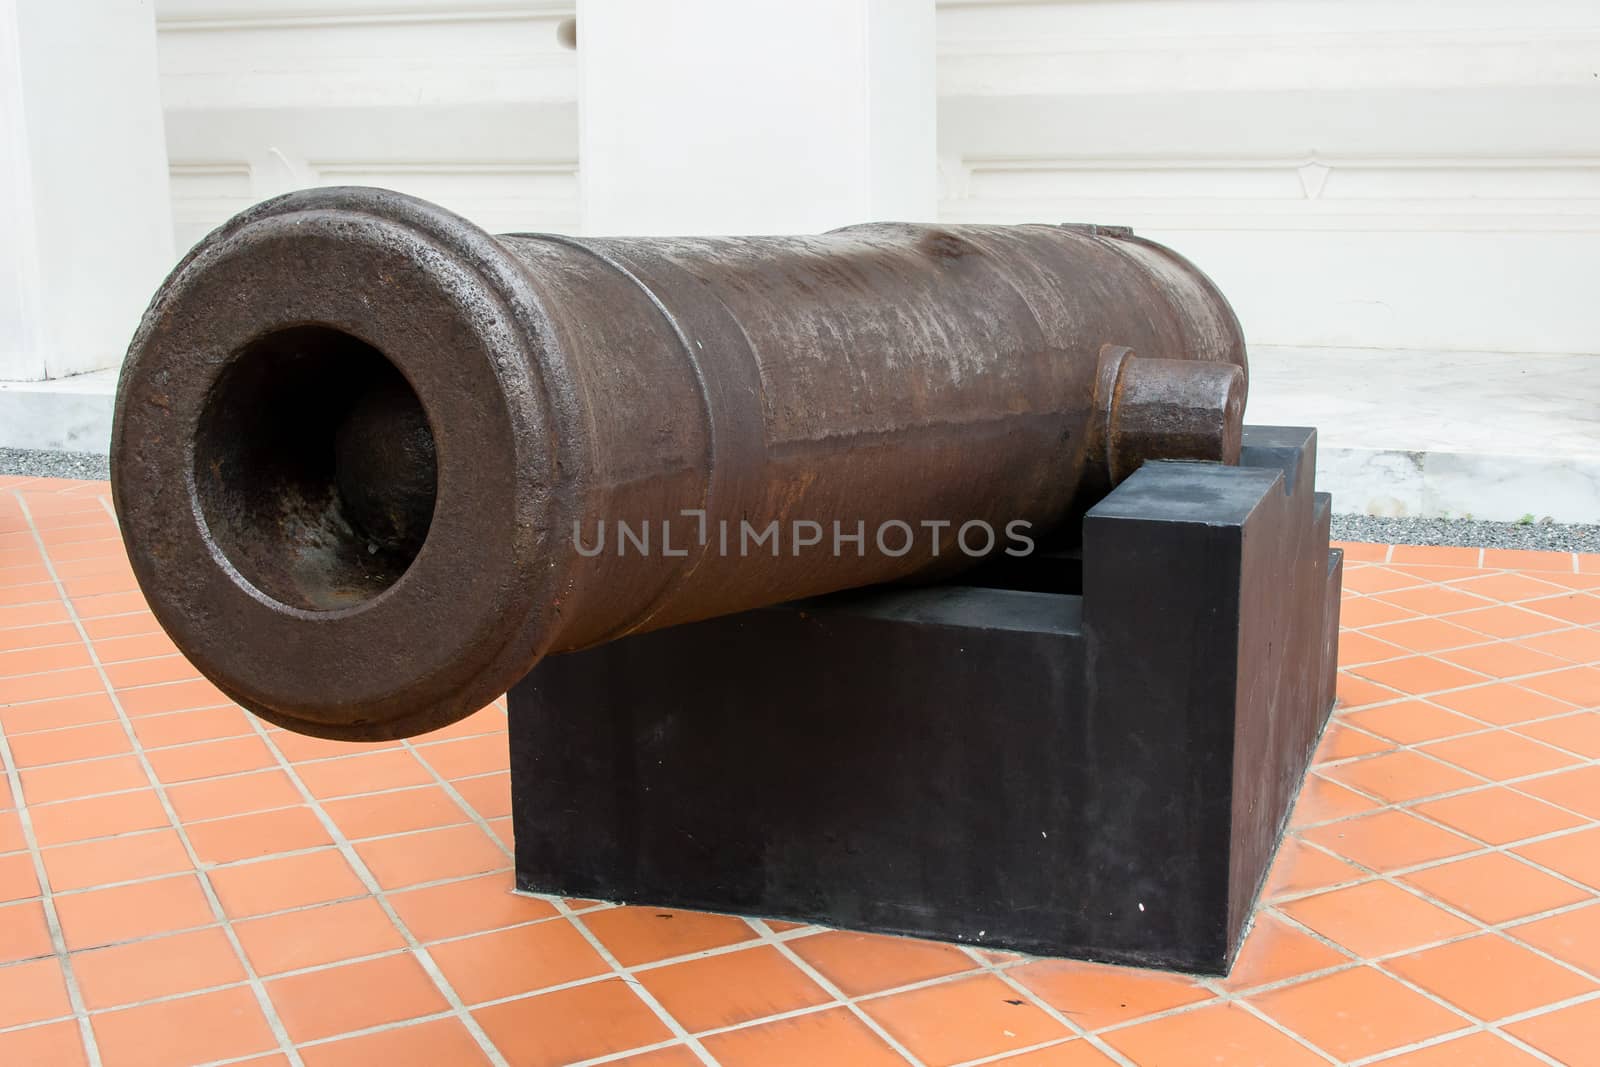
[111,188,1248,740]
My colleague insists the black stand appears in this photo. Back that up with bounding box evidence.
[509,425,1341,974]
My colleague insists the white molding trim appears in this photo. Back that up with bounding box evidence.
[157,1,572,33]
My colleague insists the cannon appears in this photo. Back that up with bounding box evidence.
[112,187,1248,741]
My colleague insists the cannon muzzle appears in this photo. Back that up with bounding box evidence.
[112,188,1246,740]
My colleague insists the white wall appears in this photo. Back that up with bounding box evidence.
[937,0,1600,354]
[156,0,1600,358]
[157,0,579,251]
[2,0,173,381]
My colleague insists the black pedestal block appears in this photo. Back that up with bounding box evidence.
[510,425,1342,974]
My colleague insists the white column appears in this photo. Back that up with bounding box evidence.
[1,0,174,381]
[576,0,936,235]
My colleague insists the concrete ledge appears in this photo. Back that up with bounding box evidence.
[0,369,117,453]
[1248,347,1600,522]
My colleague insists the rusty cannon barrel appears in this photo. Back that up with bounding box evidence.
[111,187,1247,741]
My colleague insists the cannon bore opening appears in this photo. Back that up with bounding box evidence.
[194,325,438,612]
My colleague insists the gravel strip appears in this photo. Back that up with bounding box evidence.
[1332,514,1598,553]
[4,448,1594,552]
[0,447,109,481]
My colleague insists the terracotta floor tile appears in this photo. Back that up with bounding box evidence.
[1313,721,1393,763]
[208,849,367,918]
[415,704,507,742]
[412,734,508,779]
[90,985,278,1067]
[487,815,514,849]
[1505,997,1600,1066]
[1375,1031,1548,1066]
[116,678,230,716]
[0,898,54,962]
[1337,630,1406,667]
[1414,785,1589,845]
[428,917,608,1004]
[1288,773,1383,826]
[1334,542,1389,563]
[0,641,92,677]
[1450,605,1564,640]
[294,748,434,798]
[0,1019,88,1067]
[1451,572,1566,603]
[1523,627,1600,666]
[299,1017,493,1067]
[54,873,215,950]
[234,897,407,975]
[1525,592,1600,627]
[1439,641,1572,679]
[1352,655,1489,697]
[20,754,148,804]
[145,735,276,784]
[1520,665,1600,708]
[453,773,512,820]
[1515,826,1600,890]
[1342,701,1482,744]
[1338,596,1419,629]
[6,721,130,768]
[1516,764,1600,820]
[1515,712,1600,758]
[765,919,811,934]
[582,905,757,967]
[1388,933,1596,1020]
[1321,750,1482,803]
[386,872,557,942]
[1299,808,1477,871]
[1509,902,1600,978]
[1377,585,1494,618]
[1431,682,1579,725]
[1103,1001,1325,1067]
[321,784,470,840]
[1422,730,1580,780]
[41,828,192,892]
[1333,674,1403,711]
[1218,912,1351,992]
[103,654,199,690]
[29,789,171,846]
[81,613,158,642]
[980,1040,1121,1065]
[472,978,673,1067]
[0,668,104,706]
[862,973,1069,1066]
[0,691,117,734]
[700,1007,910,1067]
[1012,958,1211,1031]
[609,1046,719,1067]
[1263,838,1367,900]
[129,706,252,750]
[0,808,23,853]
[186,805,332,865]
[74,926,246,1009]
[1366,618,1492,655]
[1343,566,1426,595]
[93,632,178,664]
[1392,546,1483,567]
[165,769,302,823]
[267,952,449,1043]
[1401,852,1591,924]
[1248,965,1469,1061]
[353,823,508,889]
[636,943,832,1033]
[72,591,148,619]
[1482,549,1574,571]
[0,956,72,1027]
[1279,880,1475,958]
[787,929,979,997]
